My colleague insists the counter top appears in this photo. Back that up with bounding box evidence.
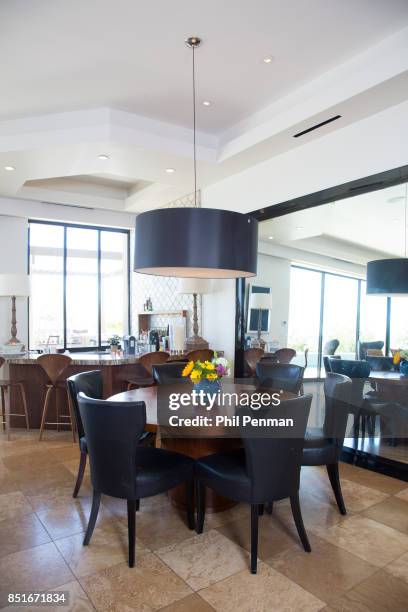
[5,352,165,366]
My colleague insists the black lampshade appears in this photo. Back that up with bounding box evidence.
[367,258,408,296]
[134,207,258,278]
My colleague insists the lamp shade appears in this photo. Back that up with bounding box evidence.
[0,274,30,297]
[250,292,272,309]
[134,208,258,278]
[367,259,408,296]
[178,278,212,295]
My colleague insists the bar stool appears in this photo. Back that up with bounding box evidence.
[38,354,75,441]
[126,351,170,390]
[0,356,29,440]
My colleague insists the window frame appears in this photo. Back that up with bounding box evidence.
[28,219,131,352]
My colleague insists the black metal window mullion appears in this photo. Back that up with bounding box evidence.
[316,272,325,378]
[63,226,68,351]
[355,279,361,359]
[97,230,102,349]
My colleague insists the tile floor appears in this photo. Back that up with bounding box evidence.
[0,430,408,611]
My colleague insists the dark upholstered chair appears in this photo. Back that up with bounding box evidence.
[272,348,297,363]
[357,340,384,361]
[67,371,103,498]
[186,349,214,362]
[196,394,312,573]
[323,339,340,356]
[152,362,189,385]
[126,351,170,390]
[244,348,264,377]
[256,362,304,394]
[78,394,195,567]
[303,373,352,514]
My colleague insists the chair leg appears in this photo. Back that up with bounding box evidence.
[66,389,77,443]
[39,387,53,441]
[1,387,6,431]
[83,490,101,545]
[326,462,347,515]
[361,415,366,444]
[18,383,30,429]
[196,480,205,534]
[265,501,273,515]
[290,492,311,552]
[4,387,10,441]
[127,499,137,568]
[250,504,259,574]
[258,504,264,516]
[186,478,195,530]
[73,451,87,498]
[136,499,140,511]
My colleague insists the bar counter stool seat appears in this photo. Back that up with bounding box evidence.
[38,354,75,441]
[0,357,29,440]
[126,351,170,391]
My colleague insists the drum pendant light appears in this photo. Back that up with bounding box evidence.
[134,37,258,279]
[367,184,408,296]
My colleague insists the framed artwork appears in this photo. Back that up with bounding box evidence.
[246,284,272,333]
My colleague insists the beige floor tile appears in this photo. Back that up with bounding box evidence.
[202,503,250,530]
[126,504,195,550]
[11,464,75,496]
[160,593,215,612]
[266,533,377,604]
[329,570,408,612]
[48,444,80,463]
[362,496,408,534]
[216,513,300,561]
[156,529,249,591]
[0,462,20,494]
[27,480,92,513]
[0,491,32,522]
[62,458,90,478]
[80,553,192,611]
[103,492,171,520]
[0,580,94,612]
[37,498,115,540]
[316,515,408,567]
[339,462,407,495]
[55,520,148,578]
[1,448,55,470]
[199,560,325,612]
[0,513,51,558]
[0,542,74,607]
[385,551,408,585]
[396,487,408,502]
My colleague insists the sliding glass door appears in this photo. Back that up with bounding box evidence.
[322,274,358,360]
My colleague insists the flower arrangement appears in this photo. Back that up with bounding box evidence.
[393,350,408,365]
[108,335,121,353]
[182,353,230,384]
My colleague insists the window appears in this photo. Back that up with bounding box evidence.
[322,274,358,360]
[359,280,387,349]
[29,221,130,350]
[390,297,408,350]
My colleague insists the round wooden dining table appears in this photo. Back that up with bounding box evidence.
[109,383,292,513]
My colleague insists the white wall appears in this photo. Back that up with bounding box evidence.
[249,254,290,348]
[202,279,236,365]
[0,216,29,351]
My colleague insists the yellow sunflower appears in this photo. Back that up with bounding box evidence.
[190,369,202,381]
[182,361,194,377]
[206,372,218,380]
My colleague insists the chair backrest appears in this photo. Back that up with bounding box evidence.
[37,353,72,385]
[328,358,370,409]
[139,351,170,375]
[244,348,264,375]
[273,348,296,363]
[256,362,304,394]
[322,373,352,454]
[152,362,189,385]
[357,340,384,360]
[323,339,340,356]
[323,355,332,374]
[186,349,214,363]
[67,371,103,441]
[238,394,312,503]
[78,393,146,499]
[0,357,4,370]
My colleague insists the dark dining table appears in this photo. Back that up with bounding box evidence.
[368,371,408,402]
[109,383,294,513]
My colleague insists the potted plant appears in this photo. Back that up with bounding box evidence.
[393,350,408,376]
[108,335,122,355]
[182,353,230,396]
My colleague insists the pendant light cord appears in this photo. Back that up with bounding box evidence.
[192,45,197,207]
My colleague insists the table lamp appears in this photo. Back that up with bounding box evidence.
[178,278,212,351]
[250,292,272,349]
[0,274,30,348]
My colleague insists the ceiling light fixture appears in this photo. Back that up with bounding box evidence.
[367,183,408,296]
[133,37,258,278]
[296,226,304,230]
[165,168,176,173]
[268,236,274,240]
[4,165,15,171]
[97,154,109,160]
[263,56,273,64]
[202,100,212,107]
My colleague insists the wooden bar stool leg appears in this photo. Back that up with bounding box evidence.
[0,387,5,432]
[18,383,30,430]
[66,389,76,443]
[4,386,11,442]
[39,386,53,441]
[56,387,60,432]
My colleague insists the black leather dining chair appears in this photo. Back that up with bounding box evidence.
[195,394,312,574]
[357,340,384,361]
[302,373,352,515]
[256,362,305,394]
[152,362,189,385]
[77,393,195,567]
[67,371,103,498]
[323,339,340,356]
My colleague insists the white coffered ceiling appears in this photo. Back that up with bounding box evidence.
[1,0,408,214]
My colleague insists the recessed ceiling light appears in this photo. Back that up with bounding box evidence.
[387,196,405,204]
[97,154,109,160]
[263,56,274,64]
[165,168,176,174]
[296,226,304,230]
[4,165,15,171]
[202,100,212,107]
[268,236,274,240]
